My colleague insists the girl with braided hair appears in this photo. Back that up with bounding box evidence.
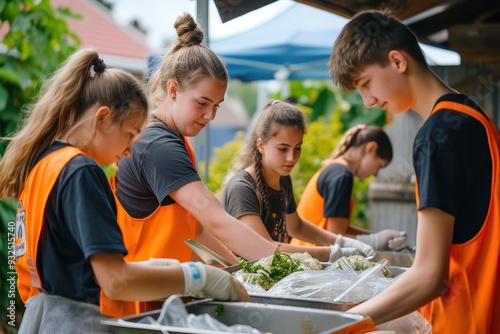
[291,124,408,250]
[0,47,248,332]
[221,100,375,259]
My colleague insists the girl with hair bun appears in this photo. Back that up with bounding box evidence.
[110,12,274,316]
[0,47,247,332]
[291,124,408,250]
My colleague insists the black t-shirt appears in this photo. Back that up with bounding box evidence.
[317,164,353,219]
[413,93,491,243]
[221,170,297,243]
[116,123,201,218]
[39,142,127,305]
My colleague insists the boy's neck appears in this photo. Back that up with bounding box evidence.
[411,70,456,120]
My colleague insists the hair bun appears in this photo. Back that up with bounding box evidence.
[174,12,204,47]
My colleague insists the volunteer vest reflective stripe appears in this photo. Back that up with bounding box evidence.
[417,101,500,333]
[15,146,83,303]
[291,166,354,246]
[100,136,197,318]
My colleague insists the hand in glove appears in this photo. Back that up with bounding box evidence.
[180,262,249,301]
[356,229,407,251]
[335,234,375,258]
[328,244,364,262]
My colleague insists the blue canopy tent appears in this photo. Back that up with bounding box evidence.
[148,2,460,81]
[208,2,461,82]
[146,1,461,179]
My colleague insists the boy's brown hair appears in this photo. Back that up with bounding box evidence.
[329,9,428,91]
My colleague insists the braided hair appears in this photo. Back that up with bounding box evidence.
[229,100,306,213]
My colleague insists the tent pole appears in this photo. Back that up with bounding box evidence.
[196,0,211,181]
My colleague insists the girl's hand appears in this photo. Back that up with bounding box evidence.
[181,262,249,302]
[356,230,407,251]
[335,234,376,257]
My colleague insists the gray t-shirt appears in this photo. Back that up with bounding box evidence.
[116,122,201,218]
[221,170,296,243]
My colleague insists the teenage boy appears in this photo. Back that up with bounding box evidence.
[329,9,500,333]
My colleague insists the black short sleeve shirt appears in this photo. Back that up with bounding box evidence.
[40,142,127,305]
[413,94,491,243]
[317,164,353,219]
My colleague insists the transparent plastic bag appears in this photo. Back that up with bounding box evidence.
[377,311,432,334]
[139,295,266,333]
[267,269,373,303]
[232,272,269,294]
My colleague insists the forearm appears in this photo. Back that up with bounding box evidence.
[193,222,239,265]
[288,218,336,245]
[278,243,331,262]
[92,256,185,302]
[347,266,442,324]
[174,182,277,261]
[200,210,277,260]
[347,225,372,235]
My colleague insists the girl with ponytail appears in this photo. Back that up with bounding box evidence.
[291,124,408,250]
[0,47,247,332]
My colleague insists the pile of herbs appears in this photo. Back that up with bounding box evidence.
[237,252,313,290]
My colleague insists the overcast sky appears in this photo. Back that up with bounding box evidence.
[108,0,292,50]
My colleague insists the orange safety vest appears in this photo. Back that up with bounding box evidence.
[418,101,500,333]
[291,165,354,246]
[14,146,83,303]
[100,136,198,318]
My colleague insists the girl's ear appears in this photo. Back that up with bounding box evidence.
[96,106,111,128]
[388,50,407,73]
[256,138,264,154]
[167,79,178,100]
[365,141,379,155]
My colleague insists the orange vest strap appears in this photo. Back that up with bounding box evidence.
[101,136,198,318]
[15,146,83,303]
[418,100,500,332]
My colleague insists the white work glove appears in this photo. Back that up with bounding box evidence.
[328,244,362,262]
[356,229,408,251]
[180,262,249,301]
[135,258,180,267]
[335,234,376,258]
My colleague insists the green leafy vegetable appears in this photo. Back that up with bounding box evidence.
[237,252,315,290]
[215,304,224,317]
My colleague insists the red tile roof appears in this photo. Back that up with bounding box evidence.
[53,0,151,73]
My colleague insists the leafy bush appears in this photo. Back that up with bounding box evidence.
[0,199,23,333]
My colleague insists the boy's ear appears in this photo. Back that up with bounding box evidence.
[388,50,407,73]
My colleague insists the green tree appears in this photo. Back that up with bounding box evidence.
[0,1,80,331]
